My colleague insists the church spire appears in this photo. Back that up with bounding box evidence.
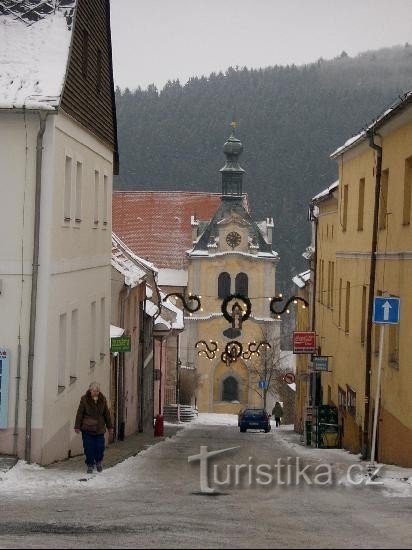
[220,122,245,199]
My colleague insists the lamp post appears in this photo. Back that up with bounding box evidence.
[153,322,171,436]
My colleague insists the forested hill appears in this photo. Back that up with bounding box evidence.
[114,45,412,292]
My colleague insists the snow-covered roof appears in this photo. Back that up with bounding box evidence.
[112,233,151,289]
[330,91,412,158]
[312,180,339,203]
[292,269,311,289]
[110,324,124,338]
[0,1,76,110]
[188,250,278,260]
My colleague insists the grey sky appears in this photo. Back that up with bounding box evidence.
[110,0,412,91]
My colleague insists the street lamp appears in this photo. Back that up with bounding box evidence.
[153,322,171,436]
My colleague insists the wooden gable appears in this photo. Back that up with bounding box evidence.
[61,0,119,173]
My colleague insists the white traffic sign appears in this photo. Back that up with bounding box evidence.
[372,296,400,324]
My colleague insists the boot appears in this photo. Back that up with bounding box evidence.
[96,462,103,473]
[87,466,93,474]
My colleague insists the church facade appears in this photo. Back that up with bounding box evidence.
[179,128,281,414]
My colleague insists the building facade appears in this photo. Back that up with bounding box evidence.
[0,0,118,464]
[312,92,412,465]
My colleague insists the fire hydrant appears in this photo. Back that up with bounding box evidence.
[154,414,164,437]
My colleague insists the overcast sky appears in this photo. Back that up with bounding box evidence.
[110,0,412,91]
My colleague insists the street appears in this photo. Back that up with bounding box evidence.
[1,415,412,548]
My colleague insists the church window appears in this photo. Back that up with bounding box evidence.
[235,272,248,296]
[222,376,239,402]
[218,272,231,298]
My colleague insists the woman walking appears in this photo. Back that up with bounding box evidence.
[272,401,283,428]
[75,382,113,473]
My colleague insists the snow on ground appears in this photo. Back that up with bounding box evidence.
[0,415,411,499]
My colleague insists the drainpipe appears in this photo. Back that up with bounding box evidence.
[13,334,22,456]
[363,129,382,458]
[138,291,146,432]
[25,111,48,463]
[309,203,319,408]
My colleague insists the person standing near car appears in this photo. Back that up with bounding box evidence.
[75,382,113,473]
[272,401,283,427]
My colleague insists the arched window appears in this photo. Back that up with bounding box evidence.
[222,376,239,402]
[235,272,248,297]
[218,272,231,298]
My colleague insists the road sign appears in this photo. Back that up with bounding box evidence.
[372,296,400,324]
[258,379,268,389]
[283,372,295,384]
[312,356,329,372]
[293,331,316,354]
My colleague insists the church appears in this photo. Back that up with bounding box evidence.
[180,126,281,414]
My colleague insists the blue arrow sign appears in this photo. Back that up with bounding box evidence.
[373,296,400,324]
[258,379,268,389]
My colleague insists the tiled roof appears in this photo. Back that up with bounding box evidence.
[0,0,76,109]
[112,191,223,270]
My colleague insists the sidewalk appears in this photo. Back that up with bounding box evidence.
[47,424,182,473]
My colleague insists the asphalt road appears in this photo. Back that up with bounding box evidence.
[1,421,412,548]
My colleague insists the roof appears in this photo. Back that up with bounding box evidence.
[330,91,412,158]
[311,180,339,203]
[112,232,157,288]
[112,191,223,270]
[292,269,311,289]
[0,0,77,110]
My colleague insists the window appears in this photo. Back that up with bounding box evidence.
[347,386,356,416]
[388,310,399,367]
[64,156,72,221]
[90,301,96,367]
[330,262,334,308]
[403,157,412,225]
[360,286,367,345]
[235,273,248,296]
[222,376,239,402]
[338,278,342,327]
[82,29,89,78]
[218,272,231,299]
[357,178,365,231]
[58,313,67,391]
[75,161,82,223]
[103,175,108,226]
[70,309,78,383]
[338,386,346,410]
[93,170,99,224]
[100,297,106,358]
[342,184,348,231]
[345,281,350,333]
[379,169,389,230]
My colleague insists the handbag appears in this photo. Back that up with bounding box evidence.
[81,415,99,433]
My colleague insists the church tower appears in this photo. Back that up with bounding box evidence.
[180,126,280,414]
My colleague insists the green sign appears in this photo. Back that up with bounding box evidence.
[111,336,131,353]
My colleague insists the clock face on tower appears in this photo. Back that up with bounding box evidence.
[226,231,242,249]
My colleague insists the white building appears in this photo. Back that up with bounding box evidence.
[0,0,118,464]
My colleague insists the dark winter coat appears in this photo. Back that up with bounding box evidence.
[272,402,283,418]
[75,391,113,434]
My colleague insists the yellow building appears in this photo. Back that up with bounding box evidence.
[179,128,281,414]
[313,92,412,466]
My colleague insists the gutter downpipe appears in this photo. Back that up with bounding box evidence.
[25,111,48,463]
[363,130,382,459]
[309,202,318,408]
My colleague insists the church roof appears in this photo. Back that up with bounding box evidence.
[112,191,223,270]
[0,0,77,109]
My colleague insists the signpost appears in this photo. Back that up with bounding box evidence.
[370,296,400,466]
[110,336,131,353]
[293,331,316,354]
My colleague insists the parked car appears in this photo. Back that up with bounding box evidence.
[238,408,271,432]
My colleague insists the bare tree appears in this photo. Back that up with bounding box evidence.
[179,368,201,405]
